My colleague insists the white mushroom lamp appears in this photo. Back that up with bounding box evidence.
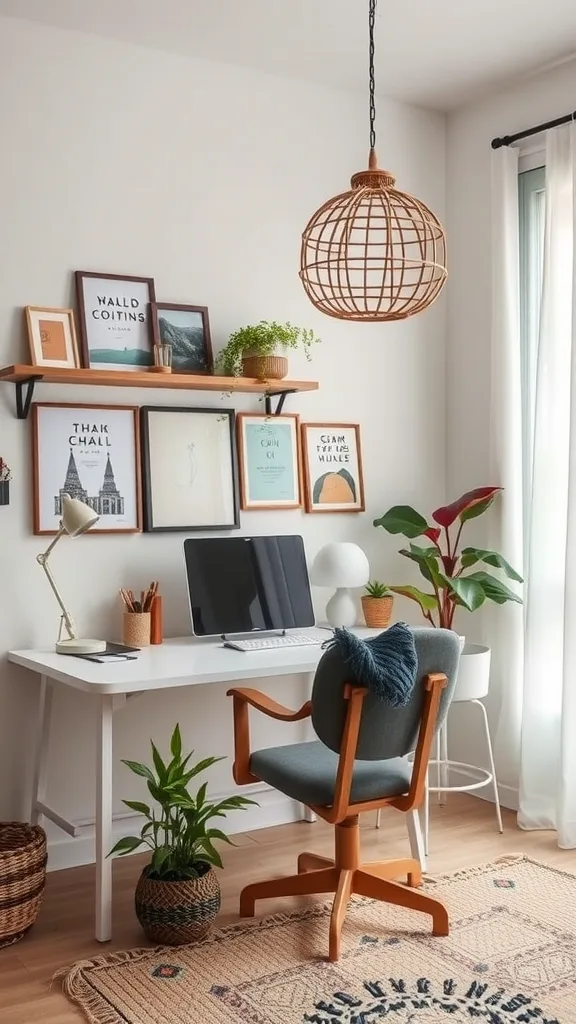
[311,542,370,628]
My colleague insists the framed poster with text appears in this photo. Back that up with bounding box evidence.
[75,271,156,371]
[236,413,302,510]
[301,422,365,513]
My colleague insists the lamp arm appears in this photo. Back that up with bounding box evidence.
[37,528,78,641]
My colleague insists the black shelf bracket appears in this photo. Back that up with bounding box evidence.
[15,376,42,420]
[264,389,297,416]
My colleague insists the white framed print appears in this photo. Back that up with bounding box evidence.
[25,306,80,369]
[236,413,302,510]
[301,422,365,513]
[140,407,240,531]
[32,403,142,535]
[75,271,156,370]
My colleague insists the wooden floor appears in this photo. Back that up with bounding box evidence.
[2,795,576,1023]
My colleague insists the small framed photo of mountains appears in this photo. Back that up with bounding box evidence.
[151,303,213,375]
[301,422,365,514]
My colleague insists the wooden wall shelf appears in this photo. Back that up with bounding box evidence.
[0,365,319,419]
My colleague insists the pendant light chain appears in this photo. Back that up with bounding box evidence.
[369,0,377,152]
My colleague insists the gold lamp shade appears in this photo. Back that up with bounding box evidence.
[299,0,447,323]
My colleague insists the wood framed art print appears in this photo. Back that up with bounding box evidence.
[32,403,142,535]
[301,422,365,513]
[236,413,302,510]
[140,407,239,532]
[75,271,156,371]
[25,307,80,369]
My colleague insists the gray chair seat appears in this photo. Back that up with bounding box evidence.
[250,740,412,807]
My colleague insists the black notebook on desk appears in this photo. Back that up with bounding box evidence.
[58,642,141,663]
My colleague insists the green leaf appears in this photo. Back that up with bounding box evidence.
[446,577,486,612]
[108,835,143,858]
[196,781,208,810]
[150,742,167,783]
[389,586,439,615]
[122,800,151,817]
[460,547,523,582]
[151,846,172,874]
[207,828,233,845]
[170,723,182,761]
[373,505,429,538]
[464,571,523,605]
[121,760,155,784]
[459,496,496,523]
[400,544,442,586]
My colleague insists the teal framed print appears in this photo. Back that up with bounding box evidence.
[236,413,302,510]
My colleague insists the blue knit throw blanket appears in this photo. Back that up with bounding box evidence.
[323,622,417,707]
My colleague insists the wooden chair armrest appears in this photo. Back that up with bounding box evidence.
[226,687,311,722]
[393,672,447,813]
[227,688,312,786]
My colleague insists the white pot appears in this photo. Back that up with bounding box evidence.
[453,643,491,702]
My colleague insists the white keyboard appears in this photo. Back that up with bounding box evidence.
[223,633,322,652]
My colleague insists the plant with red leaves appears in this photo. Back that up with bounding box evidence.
[373,487,523,629]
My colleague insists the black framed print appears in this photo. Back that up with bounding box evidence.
[150,302,213,374]
[140,407,240,532]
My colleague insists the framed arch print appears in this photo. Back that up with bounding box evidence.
[301,422,365,513]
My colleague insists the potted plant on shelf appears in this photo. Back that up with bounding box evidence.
[214,320,320,381]
[361,581,394,629]
[109,724,255,946]
[373,486,523,698]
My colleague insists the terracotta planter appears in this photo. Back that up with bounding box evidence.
[135,863,221,945]
[242,354,288,381]
[361,595,394,629]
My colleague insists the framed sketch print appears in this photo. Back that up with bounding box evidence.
[75,271,156,371]
[236,413,302,510]
[32,403,142,535]
[25,307,80,369]
[151,303,213,374]
[301,422,365,513]
[141,407,239,531]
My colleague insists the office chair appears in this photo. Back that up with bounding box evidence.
[227,627,460,961]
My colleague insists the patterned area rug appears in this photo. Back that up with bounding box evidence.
[59,857,575,1023]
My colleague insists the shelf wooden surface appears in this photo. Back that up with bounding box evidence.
[0,364,318,395]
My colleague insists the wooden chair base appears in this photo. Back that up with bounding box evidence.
[239,817,449,961]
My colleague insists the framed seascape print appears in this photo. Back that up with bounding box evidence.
[301,422,365,513]
[236,413,302,511]
[75,271,156,371]
[32,403,142,535]
[25,307,80,369]
[140,407,239,531]
[151,303,213,374]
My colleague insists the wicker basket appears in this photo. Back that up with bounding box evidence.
[361,595,394,629]
[0,822,47,948]
[242,354,288,381]
[135,865,221,945]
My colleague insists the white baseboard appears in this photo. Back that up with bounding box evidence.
[46,784,302,873]
[446,768,519,812]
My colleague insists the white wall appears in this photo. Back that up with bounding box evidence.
[446,58,576,803]
[0,17,446,867]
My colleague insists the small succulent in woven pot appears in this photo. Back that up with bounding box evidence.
[215,320,320,380]
[110,724,255,945]
[361,581,394,629]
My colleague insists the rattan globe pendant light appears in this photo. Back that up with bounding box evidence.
[299,0,447,322]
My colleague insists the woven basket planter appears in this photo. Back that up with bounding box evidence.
[135,864,221,945]
[361,595,394,629]
[242,354,288,381]
[0,822,47,948]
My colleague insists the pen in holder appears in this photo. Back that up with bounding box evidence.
[123,611,151,647]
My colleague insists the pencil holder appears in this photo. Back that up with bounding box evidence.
[123,612,151,648]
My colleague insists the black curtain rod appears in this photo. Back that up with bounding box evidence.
[491,110,576,149]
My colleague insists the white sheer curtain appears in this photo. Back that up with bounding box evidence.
[518,123,576,847]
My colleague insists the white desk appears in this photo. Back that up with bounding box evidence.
[9,628,356,942]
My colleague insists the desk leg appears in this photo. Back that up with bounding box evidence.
[95,694,114,942]
[31,675,53,826]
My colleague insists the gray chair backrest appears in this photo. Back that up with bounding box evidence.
[311,628,461,761]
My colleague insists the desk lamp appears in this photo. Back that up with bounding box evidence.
[311,542,370,628]
[37,493,106,655]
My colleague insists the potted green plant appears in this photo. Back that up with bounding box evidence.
[214,320,320,381]
[373,486,523,698]
[361,581,394,629]
[109,724,255,945]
